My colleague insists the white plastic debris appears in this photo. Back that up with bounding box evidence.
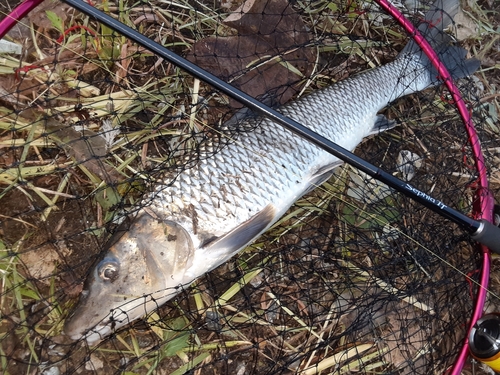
[0,39,22,55]
[396,150,422,181]
[382,223,400,242]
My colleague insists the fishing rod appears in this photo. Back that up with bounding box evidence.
[51,0,499,253]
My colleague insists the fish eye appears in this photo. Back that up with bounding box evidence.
[97,260,120,282]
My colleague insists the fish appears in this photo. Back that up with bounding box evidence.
[64,0,480,344]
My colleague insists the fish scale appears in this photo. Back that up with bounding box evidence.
[147,57,420,238]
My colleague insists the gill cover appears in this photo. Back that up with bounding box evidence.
[64,211,194,342]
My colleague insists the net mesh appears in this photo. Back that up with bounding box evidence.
[0,0,498,374]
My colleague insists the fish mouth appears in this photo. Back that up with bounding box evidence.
[65,296,180,344]
[65,304,133,343]
[64,311,111,343]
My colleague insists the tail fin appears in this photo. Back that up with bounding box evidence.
[400,0,480,83]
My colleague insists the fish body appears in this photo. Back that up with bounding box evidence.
[64,0,479,343]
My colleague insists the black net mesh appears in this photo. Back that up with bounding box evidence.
[0,0,499,374]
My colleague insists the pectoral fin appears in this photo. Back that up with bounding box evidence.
[368,115,397,136]
[303,161,343,196]
[202,204,276,261]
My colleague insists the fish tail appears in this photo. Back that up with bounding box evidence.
[400,0,480,84]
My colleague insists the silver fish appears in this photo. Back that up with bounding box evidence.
[64,0,479,343]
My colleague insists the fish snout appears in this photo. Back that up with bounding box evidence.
[63,288,106,342]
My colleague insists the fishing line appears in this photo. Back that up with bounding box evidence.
[371,2,491,373]
[2,11,337,212]
[45,0,500,254]
[281,177,498,306]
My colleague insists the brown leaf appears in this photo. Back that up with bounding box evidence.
[46,122,123,184]
[186,0,315,110]
[17,110,125,185]
[454,10,478,41]
[19,243,70,285]
[28,0,70,30]
[0,77,31,108]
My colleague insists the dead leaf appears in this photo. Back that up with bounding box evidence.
[46,122,123,184]
[20,242,70,285]
[454,10,478,41]
[85,354,104,371]
[378,303,429,374]
[0,79,31,108]
[59,272,84,299]
[28,0,70,30]
[19,110,123,184]
[186,0,315,110]
[115,43,131,84]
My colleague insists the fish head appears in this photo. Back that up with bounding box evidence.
[64,211,194,343]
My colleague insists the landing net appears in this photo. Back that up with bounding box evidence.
[0,0,498,374]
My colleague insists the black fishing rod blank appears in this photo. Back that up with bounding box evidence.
[62,0,500,253]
